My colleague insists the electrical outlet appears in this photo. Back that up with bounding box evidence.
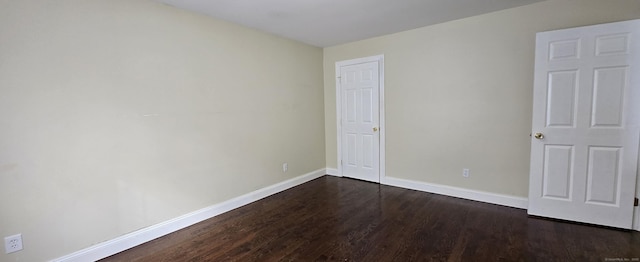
[282,163,288,172]
[463,168,470,178]
[4,234,23,254]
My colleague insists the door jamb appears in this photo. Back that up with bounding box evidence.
[335,55,385,183]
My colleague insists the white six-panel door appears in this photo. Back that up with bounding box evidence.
[529,19,640,229]
[338,61,380,183]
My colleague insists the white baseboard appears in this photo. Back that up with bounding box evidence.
[325,168,340,177]
[52,168,327,262]
[382,176,528,209]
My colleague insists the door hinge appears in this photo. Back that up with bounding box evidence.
[341,160,343,166]
[635,197,639,207]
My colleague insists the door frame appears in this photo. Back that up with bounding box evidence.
[335,55,385,183]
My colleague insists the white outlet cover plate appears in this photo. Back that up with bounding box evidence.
[4,234,23,254]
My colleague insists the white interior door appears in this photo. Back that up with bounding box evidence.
[338,60,380,183]
[528,19,640,229]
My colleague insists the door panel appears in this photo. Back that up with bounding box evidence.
[592,67,627,127]
[549,39,580,60]
[585,147,621,205]
[542,145,574,200]
[529,19,640,229]
[596,34,629,56]
[546,70,578,127]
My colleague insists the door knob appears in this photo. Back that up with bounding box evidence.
[534,132,544,139]
[373,127,378,132]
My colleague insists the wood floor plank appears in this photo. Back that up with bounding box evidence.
[101,176,640,262]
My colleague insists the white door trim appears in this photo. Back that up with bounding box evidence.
[336,55,385,182]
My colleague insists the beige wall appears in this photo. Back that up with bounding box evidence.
[0,0,324,261]
[324,0,640,197]
[2,0,640,260]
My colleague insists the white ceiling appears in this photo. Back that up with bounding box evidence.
[157,0,544,47]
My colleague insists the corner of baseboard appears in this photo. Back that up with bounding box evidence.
[325,168,340,177]
[52,168,327,262]
[381,176,528,209]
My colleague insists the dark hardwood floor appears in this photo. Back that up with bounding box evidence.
[102,176,640,262]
